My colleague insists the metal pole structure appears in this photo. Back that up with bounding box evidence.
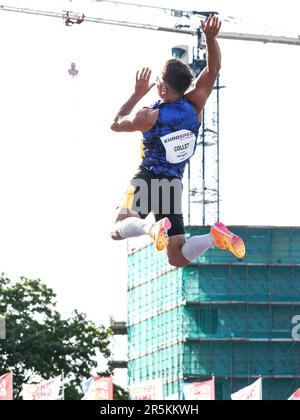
[216,75,220,222]
[61,370,65,401]
[188,161,191,226]
[220,32,300,46]
[0,4,300,45]
[201,109,206,226]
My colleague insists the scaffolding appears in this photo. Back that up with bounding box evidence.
[127,226,300,400]
[186,27,223,226]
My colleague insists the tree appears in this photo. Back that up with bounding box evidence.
[0,275,129,400]
[114,383,130,400]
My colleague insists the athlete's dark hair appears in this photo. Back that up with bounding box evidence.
[161,59,194,95]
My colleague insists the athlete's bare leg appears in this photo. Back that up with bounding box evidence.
[167,234,190,268]
[167,233,216,268]
[166,223,246,268]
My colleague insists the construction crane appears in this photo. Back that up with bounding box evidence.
[1,0,299,225]
[1,1,299,45]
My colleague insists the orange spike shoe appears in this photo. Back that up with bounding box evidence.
[211,221,246,259]
[150,218,172,252]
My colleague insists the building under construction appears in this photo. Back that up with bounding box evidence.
[127,226,300,400]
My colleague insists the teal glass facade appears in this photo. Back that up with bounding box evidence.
[127,227,300,400]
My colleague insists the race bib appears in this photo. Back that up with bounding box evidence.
[161,129,196,164]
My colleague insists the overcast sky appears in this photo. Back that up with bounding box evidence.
[0,0,299,331]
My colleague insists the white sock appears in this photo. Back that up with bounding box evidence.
[181,234,215,262]
[115,217,154,239]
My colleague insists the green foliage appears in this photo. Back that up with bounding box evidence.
[113,383,130,400]
[0,275,129,400]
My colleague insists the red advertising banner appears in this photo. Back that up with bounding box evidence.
[0,372,13,401]
[183,378,215,401]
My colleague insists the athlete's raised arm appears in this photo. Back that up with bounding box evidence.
[185,16,222,114]
[110,67,158,133]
